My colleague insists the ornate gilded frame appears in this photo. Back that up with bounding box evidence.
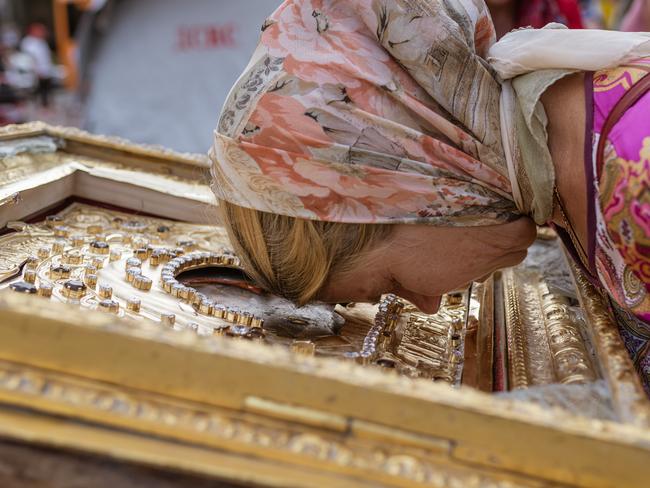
[0,123,649,488]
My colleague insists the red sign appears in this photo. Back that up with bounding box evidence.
[176,23,237,51]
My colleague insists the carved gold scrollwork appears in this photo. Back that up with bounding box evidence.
[539,283,596,385]
[503,270,530,389]
[502,268,599,390]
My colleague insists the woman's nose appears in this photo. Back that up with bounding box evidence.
[405,293,442,314]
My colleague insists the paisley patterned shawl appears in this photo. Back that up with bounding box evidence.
[211,0,519,226]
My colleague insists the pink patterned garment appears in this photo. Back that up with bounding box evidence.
[211,0,519,227]
[587,62,650,390]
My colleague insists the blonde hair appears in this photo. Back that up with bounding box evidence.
[217,200,392,305]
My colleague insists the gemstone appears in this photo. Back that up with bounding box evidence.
[64,279,86,292]
[10,281,37,294]
[157,225,170,233]
[50,265,71,280]
[62,279,87,299]
[121,220,146,231]
[226,325,250,337]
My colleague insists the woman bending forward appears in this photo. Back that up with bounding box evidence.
[211,1,650,388]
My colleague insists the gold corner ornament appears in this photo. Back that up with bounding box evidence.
[0,123,649,487]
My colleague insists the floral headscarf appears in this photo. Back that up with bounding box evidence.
[211,0,521,226]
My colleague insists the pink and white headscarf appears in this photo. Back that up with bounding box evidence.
[211,0,522,226]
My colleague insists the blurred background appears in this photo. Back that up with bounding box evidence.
[0,0,647,154]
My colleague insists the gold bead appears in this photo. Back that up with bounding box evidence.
[133,275,152,291]
[23,255,39,270]
[291,340,316,356]
[126,297,141,313]
[90,241,110,255]
[237,312,253,326]
[98,284,112,299]
[125,257,141,270]
[126,267,140,283]
[150,252,161,266]
[160,313,175,327]
[85,264,97,276]
[38,283,53,298]
[23,269,36,284]
[98,299,119,313]
[134,248,148,260]
[91,257,104,270]
[250,316,264,328]
[162,279,174,293]
[52,240,66,254]
[177,240,197,252]
[171,283,184,298]
[109,250,121,262]
[131,237,148,249]
[87,224,103,235]
[225,308,239,323]
[62,279,87,299]
[85,274,98,288]
[37,246,51,260]
[186,288,197,304]
[178,285,190,301]
[71,235,85,247]
[45,215,63,228]
[212,304,226,319]
[53,226,69,238]
[63,250,83,265]
[199,298,213,315]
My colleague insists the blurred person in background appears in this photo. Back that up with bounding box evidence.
[20,23,53,108]
[620,0,650,31]
[0,26,34,125]
[486,0,602,37]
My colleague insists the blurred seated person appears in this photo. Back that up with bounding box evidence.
[487,0,587,37]
[20,23,53,108]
